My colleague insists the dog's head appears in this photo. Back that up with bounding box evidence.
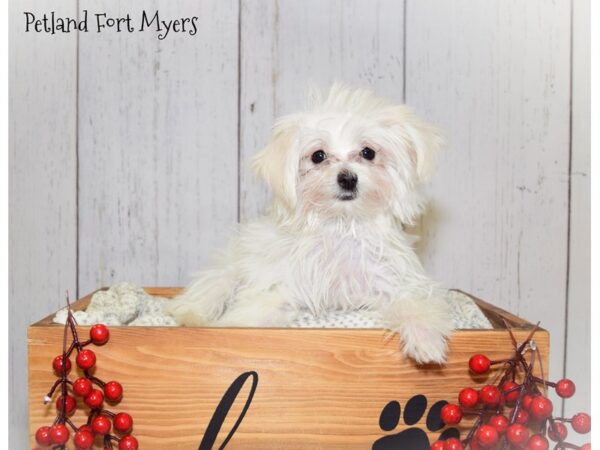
[252,84,443,225]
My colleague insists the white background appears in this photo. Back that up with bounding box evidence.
[9,0,590,447]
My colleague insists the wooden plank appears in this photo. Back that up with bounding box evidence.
[29,325,549,449]
[564,0,590,428]
[405,0,571,389]
[9,1,78,448]
[77,0,239,294]
[239,0,405,221]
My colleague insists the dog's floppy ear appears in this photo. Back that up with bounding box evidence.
[383,106,444,183]
[252,115,300,209]
[379,106,444,225]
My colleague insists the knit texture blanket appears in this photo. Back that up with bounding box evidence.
[54,282,492,329]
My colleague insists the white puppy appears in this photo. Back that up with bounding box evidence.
[165,85,452,364]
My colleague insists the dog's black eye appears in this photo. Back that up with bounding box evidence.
[311,150,327,164]
[361,147,376,161]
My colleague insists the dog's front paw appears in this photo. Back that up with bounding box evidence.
[162,300,211,327]
[397,321,450,365]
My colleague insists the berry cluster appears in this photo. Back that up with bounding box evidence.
[33,302,138,450]
[431,325,590,450]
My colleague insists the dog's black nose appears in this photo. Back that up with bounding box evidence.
[337,171,358,191]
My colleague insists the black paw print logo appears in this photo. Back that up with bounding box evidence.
[372,395,460,450]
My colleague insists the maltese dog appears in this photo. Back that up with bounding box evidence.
[165,85,452,364]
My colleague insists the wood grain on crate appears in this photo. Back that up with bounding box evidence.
[30,289,549,449]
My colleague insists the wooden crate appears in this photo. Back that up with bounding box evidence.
[29,288,549,449]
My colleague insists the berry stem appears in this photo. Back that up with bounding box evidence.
[38,293,137,450]
[489,358,513,365]
[65,417,77,431]
[99,409,117,418]
[531,375,557,387]
[515,322,540,354]
[67,318,84,352]
[57,308,70,421]
[463,413,484,447]
[45,378,63,401]
[84,370,106,387]
[104,434,114,449]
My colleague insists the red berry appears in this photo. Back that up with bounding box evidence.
[440,403,463,425]
[488,414,509,434]
[501,381,520,404]
[52,355,71,375]
[84,389,104,409]
[547,422,568,441]
[529,396,553,420]
[506,423,529,446]
[444,437,464,450]
[118,435,139,450]
[79,425,93,435]
[76,349,97,370]
[475,424,499,448]
[458,387,479,408]
[92,414,112,435]
[431,441,445,450]
[527,434,549,450]
[104,381,123,402]
[510,407,530,424]
[90,324,110,345]
[35,426,52,446]
[73,377,93,397]
[113,412,134,433]
[469,440,485,450]
[571,413,591,434]
[479,385,501,408]
[55,394,76,415]
[555,379,576,398]
[73,430,94,450]
[469,354,491,374]
[522,394,534,410]
[581,444,591,450]
[49,424,70,445]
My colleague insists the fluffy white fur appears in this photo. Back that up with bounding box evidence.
[165,85,452,364]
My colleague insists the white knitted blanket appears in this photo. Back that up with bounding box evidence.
[53,282,492,329]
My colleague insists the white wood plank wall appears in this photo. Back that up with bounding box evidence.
[9,0,78,447]
[77,0,240,294]
[405,0,573,418]
[565,0,591,425]
[9,0,589,447]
